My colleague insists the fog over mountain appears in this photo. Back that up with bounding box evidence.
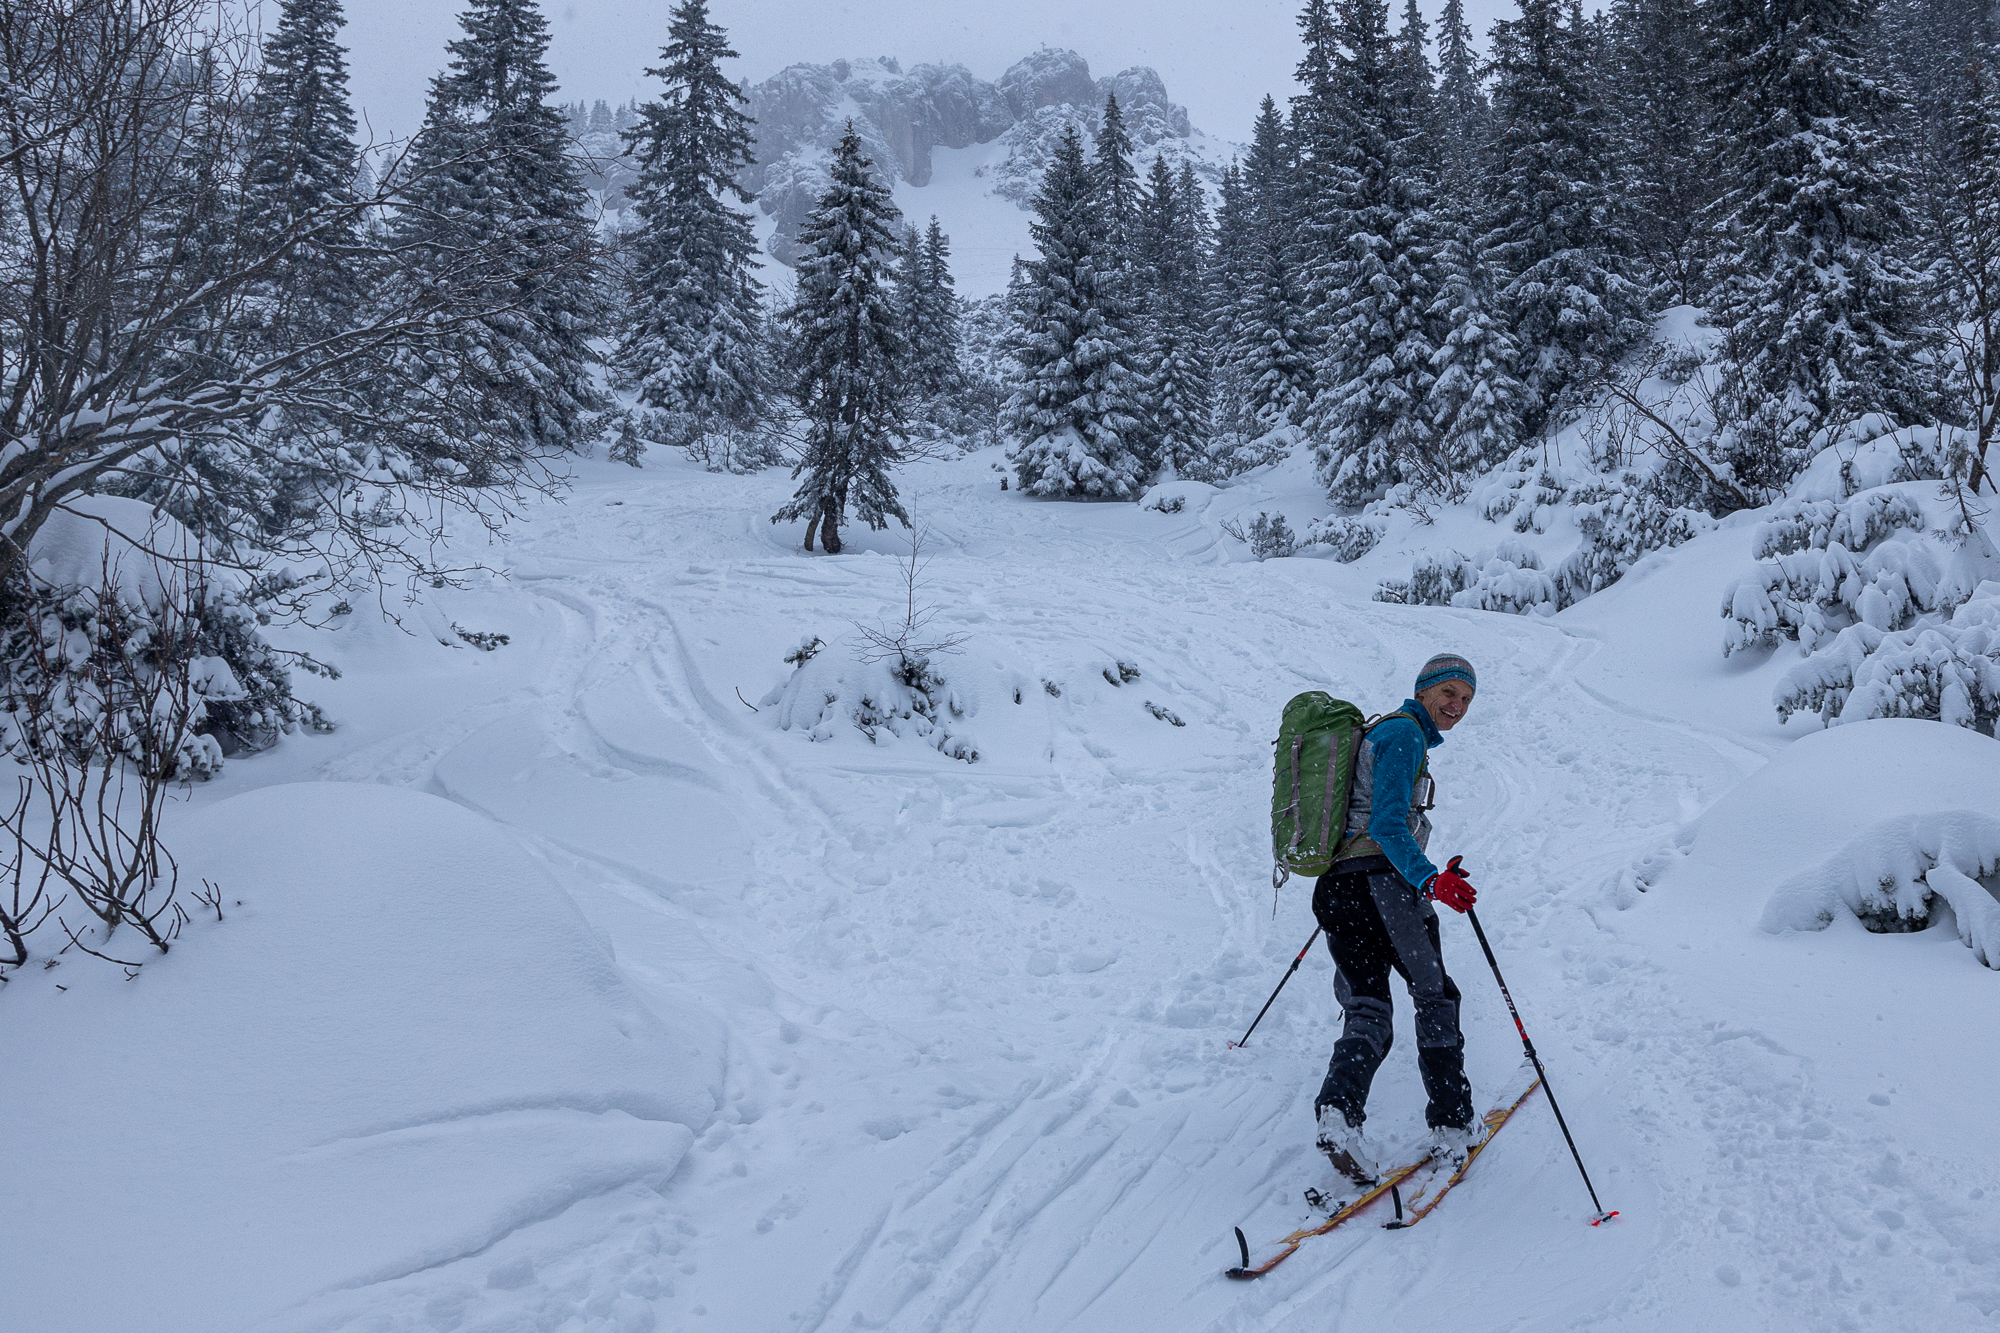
[564,48,1231,269]
[335,0,1521,149]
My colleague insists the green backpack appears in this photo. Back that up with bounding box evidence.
[1270,691,1368,881]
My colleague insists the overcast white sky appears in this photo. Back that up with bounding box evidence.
[336,0,1521,148]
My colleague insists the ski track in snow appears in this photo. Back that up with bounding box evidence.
[250,453,1998,1332]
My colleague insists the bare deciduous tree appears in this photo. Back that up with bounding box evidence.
[0,0,593,618]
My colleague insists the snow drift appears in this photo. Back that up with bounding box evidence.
[1674,718,2000,967]
[0,782,716,1333]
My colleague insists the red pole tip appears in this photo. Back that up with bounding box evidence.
[1589,1211,1620,1227]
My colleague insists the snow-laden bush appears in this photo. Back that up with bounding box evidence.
[1720,488,1944,657]
[1461,444,1711,608]
[1466,446,1571,531]
[1203,424,1293,480]
[1718,421,2000,730]
[630,408,783,474]
[1759,809,2000,967]
[1140,480,1216,515]
[1246,512,1296,560]
[1453,545,1560,615]
[5,497,327,773]
[1753,491,1926,560]
[1556,474,1714,605]
[761,640,979,762]
[606,411,647,467]
[1774,582,2000,731]
[1300,514,1384,563]
[1377,550,1472,606]
[1377,539,1555,614]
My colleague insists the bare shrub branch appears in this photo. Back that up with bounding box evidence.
[851,526,967,671]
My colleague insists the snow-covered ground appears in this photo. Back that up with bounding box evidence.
[6,446,1998,1332]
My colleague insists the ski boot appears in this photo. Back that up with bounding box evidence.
[1315,1105,1381,1186]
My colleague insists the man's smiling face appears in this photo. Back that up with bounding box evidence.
[1417,678,1474,731]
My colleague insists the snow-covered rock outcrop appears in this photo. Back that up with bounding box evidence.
[726,50,1208,263]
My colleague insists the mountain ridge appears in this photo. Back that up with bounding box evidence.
[563,47,1227,266]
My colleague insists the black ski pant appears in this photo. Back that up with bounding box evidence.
[1312,859,1473,1130]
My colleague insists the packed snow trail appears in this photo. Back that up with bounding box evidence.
[18,447,1996,1332]
[277,451,1995,1331]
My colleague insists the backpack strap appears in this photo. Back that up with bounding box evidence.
[1315,725,1344,854]
[1285,733,1306,856]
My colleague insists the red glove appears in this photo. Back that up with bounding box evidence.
[1426,855,1476,913]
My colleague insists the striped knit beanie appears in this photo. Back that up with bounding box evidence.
[1416,653,1476,696]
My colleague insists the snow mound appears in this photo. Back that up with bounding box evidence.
[1760,810,2000,965]
[763,635,984,762]
[26,493,215,606]
[1138,478,1216,514]
[1678,719,2000,968]
[0,782,716,1333]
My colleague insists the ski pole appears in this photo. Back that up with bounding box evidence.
[1463,905,1617,1225]
[1229,927,1321,1049]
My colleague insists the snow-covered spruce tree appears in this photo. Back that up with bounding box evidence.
[1092,92,1160,468]
[955,288,1014,450]
[1701,0,1934,494]
[1603,0,1712,307]
[903,217,963,401]
[1427,223,1531,471]
[201,0,372,547]
[1309,0,1447,506]
[1433,0,1488,199]
[1205,160,1269,468]
[1003,125,1151,498]
[892,217,969,446]
[1289,0,1347,345]
[1230,97,1317,433]
[241,0,366,337]
[1389,0,1438,138]
[1094,92,1140,266]
[1132,155,1216,477]
[1293,0,1343,150]
[387,0,605,459]
[617,0,770,461]
[1482,0,1647,435]
[771,127,910,555]
[109,77,276,552]
[1910,42,2000,497]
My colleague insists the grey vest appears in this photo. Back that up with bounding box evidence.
[1333,717,1434,865]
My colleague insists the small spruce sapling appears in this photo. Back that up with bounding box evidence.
[1248,512,1298,560]
[608,413,649,467]
[853,526,967,685]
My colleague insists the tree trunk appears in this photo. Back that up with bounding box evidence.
[803,514,819,551]
[819,497,843,554]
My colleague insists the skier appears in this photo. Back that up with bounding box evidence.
[1312,654,1480,1186]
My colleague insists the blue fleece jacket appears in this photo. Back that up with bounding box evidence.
[1366,698,1444,889]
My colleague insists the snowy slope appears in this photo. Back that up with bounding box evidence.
[5,447,1998,1332]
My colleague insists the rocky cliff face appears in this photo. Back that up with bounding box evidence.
[741,55,1026,262]
[979,61,1203,208]
[571,49,1214,267]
